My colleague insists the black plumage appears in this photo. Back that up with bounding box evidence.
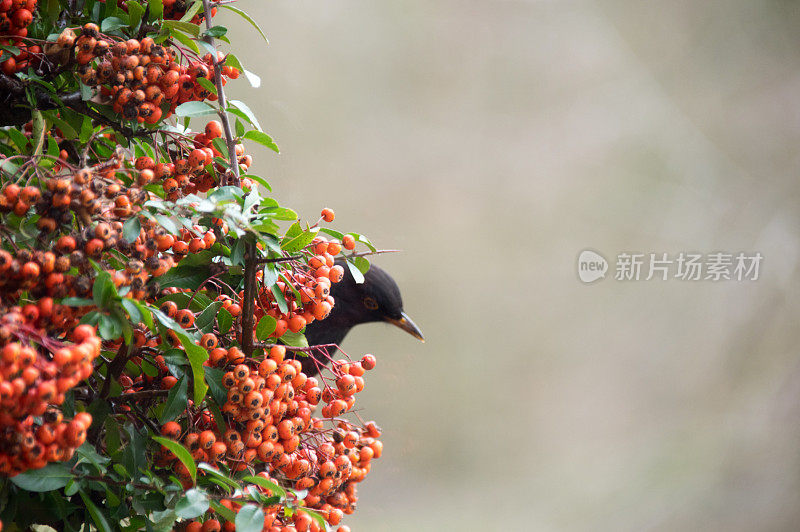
[295,260,423,376]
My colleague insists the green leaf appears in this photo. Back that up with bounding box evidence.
[181,338,209,404]
[209,500,237,522]
[100,16,128,32]
[241,174,272,192]
[271,284,288,314]
[180,0,203,22]
[159,375,188,423]
[347,256,369,284]
[6,127,29,152]
[204,366,227,406]
[241,475,286,498]
[11,463,72,491]
[153,437,196,483]
[122,216,141,243]
[156,264,209,290]
[154,213,178,235]
[120,297,142,324]
[195,301,223,333]
[127,0,145,28]
[175,488,209,519]
[281,223,319,253]
[175,101,216,118]
[92,270,117,307]
[221,4,269,44]
[256,315,276,340]
[228,99,261,131]
[196,77,217,95]
[60,297,95,307]
[198,463,240,492]
[217,308,232,334]
[170,27,200,54]
[98,313,123,340]
[280,331,308,348]
[162,19,200,36]
[149,0,163,20]
[204,25,227,38]
[46,112,78,140]
[243,130,278,153]
[79,490,113,532]
[235,504,265,532]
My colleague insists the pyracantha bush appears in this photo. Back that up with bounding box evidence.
[0,1,384,530]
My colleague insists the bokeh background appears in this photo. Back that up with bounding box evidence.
[220,1,800,530]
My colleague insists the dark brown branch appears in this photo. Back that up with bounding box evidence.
[111,389,169,402]
[255,254,302,265]
[100,342,130,399]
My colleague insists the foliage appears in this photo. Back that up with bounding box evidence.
[0,1,382,530]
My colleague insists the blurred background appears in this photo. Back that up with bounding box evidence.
[220,1,800,530]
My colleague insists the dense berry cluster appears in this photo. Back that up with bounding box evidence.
[0,311,99,475]
[133,120,251,200]
[157,345,380,531]
[0,0,39,75]
[48,23,240,124]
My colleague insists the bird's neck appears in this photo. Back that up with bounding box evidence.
[305,320,353,347]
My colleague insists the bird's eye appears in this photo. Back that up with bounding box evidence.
[363,296,378,310]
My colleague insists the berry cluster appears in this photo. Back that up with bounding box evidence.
[148,344,380,531]
[0,0,39,75]
[0,311,99,475]
[134,120,251,200]
[48,23,239,124]
[251,236,345,344]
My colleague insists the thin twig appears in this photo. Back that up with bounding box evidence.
[201,0,240,187]
[111,389,170,402]
[255,254,302,265]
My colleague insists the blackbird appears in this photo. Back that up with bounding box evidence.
[295,259,424,376]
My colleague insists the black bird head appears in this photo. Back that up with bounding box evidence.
[304,259,424,349]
